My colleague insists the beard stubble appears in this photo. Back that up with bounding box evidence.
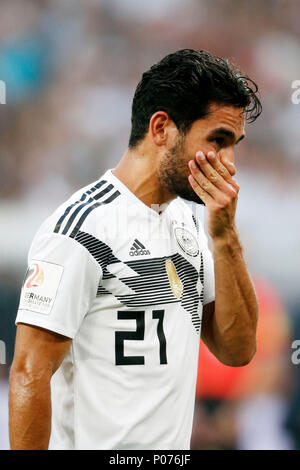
[158,136,205,205]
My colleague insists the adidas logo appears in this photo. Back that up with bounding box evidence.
[129,239,151,256]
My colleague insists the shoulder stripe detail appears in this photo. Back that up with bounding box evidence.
[54,180,107,233]
[74,230,119,270]
[61,184,114,236]
[93,184,114,200]
[69,190,120,239]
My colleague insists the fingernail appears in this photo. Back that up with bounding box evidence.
[190,160,197,169]
[207,151,215,159]
[196,151,205,160]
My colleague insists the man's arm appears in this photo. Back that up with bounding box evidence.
[9,323,72,450]
[189,150,258,366]
[201,229,258,366]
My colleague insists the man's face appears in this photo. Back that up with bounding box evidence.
[158,103,245,204]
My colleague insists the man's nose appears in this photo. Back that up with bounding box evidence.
[219,149,236,176]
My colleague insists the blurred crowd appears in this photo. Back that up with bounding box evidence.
[0,0,300,450]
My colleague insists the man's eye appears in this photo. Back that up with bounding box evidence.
[213,138,224,147]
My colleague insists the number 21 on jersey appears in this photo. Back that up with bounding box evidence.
[115,310,167,366]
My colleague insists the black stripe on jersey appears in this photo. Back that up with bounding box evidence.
[199,252,204,303]
[192,214,199,235]
[61,184,114,236]
[75,230,120,271]
[132,242,140,250]
[74,230,204,333]
[54,180,107,233]
[69,190,120,239]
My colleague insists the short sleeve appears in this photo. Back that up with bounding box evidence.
[16,232,102,338]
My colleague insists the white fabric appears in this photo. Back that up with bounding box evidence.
[16,169,215,450]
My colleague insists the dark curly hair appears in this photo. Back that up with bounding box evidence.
[129,49,261,148]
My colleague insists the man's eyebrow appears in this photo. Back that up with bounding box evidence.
[208,127,245,144]
[236,133,245,144]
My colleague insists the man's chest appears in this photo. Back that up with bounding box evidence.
[86,214,204,329]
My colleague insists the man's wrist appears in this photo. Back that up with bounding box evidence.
[211,226,242,253]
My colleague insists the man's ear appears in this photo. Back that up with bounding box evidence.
[149,111,171,146]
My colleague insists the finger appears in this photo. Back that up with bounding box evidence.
[188,174,213,205]
[206,151,234,182]
[189,160,229,201]
[219,153,237,177]
[195,152,237,197]
[206,151,239,192]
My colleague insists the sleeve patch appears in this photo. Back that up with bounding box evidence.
[19,260,64,315]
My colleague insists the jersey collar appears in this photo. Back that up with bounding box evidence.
[104,169,173,217]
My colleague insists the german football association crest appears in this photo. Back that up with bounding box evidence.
[174,227,199,257]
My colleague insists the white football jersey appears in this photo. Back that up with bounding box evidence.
[16,169,215,450]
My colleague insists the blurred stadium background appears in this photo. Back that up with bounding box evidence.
[1,0,300,450]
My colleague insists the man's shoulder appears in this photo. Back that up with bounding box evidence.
[34,171,121,243]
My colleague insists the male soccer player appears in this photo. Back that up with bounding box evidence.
[9,49,261,450]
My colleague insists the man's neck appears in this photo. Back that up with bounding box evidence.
[112,147,175,209]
